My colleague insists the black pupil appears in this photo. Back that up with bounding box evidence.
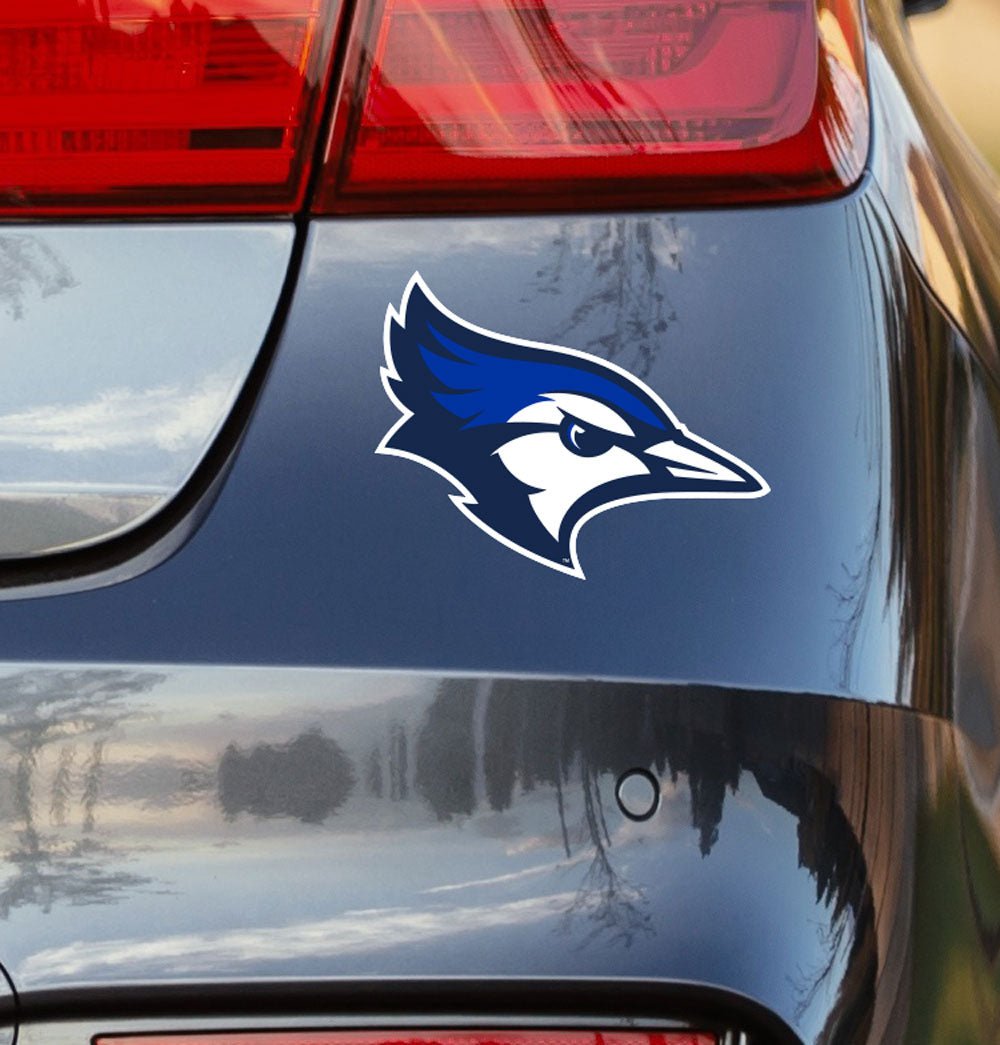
[561,417,615,457]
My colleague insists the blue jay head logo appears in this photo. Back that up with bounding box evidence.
[378,273,769,578]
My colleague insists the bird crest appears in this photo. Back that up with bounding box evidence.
[377,272,769,578]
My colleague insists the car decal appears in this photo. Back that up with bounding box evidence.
[377,272,769,578]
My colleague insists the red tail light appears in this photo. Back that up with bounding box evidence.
[96,1033,717,1045]
[0,0,340,215]
[0,0,868,214]
[315,0,869,211]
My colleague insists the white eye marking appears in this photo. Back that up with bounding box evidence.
[506,400,563,426]
[496,431,648,539]
[506,393,635,438]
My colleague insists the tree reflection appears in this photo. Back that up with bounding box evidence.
[0,236,76,322]
[415,679,477,821]
[405,678,874,1036]
[219,728,355,824]
[365,744,384,798]
[389,720,409,800]
[0,668,164,917]
[525,218,683,378]
[560,761,652,948]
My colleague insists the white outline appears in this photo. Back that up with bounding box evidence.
[376,271,770,580]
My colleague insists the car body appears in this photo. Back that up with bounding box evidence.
[0,0,999,1042]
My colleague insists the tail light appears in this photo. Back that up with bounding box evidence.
[0,0,340,215]
[315,0,869,211]
[96,1033,718,1045]
[0,0,867,215]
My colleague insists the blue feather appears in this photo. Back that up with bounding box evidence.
[388,282,670,431]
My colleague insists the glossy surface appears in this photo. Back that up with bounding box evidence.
[866,0,1000,372]
[0,190,997,725]
[0,668,995,1043]
[1,2,1000,1042]
[0,224,293,556]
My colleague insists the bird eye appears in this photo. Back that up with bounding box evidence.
[560,417,615,457]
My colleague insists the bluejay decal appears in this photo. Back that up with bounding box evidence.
[378,273,769,578]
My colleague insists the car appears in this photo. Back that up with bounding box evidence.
[0,0,998,1041]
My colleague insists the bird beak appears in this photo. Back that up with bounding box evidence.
[645,429,766,493]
